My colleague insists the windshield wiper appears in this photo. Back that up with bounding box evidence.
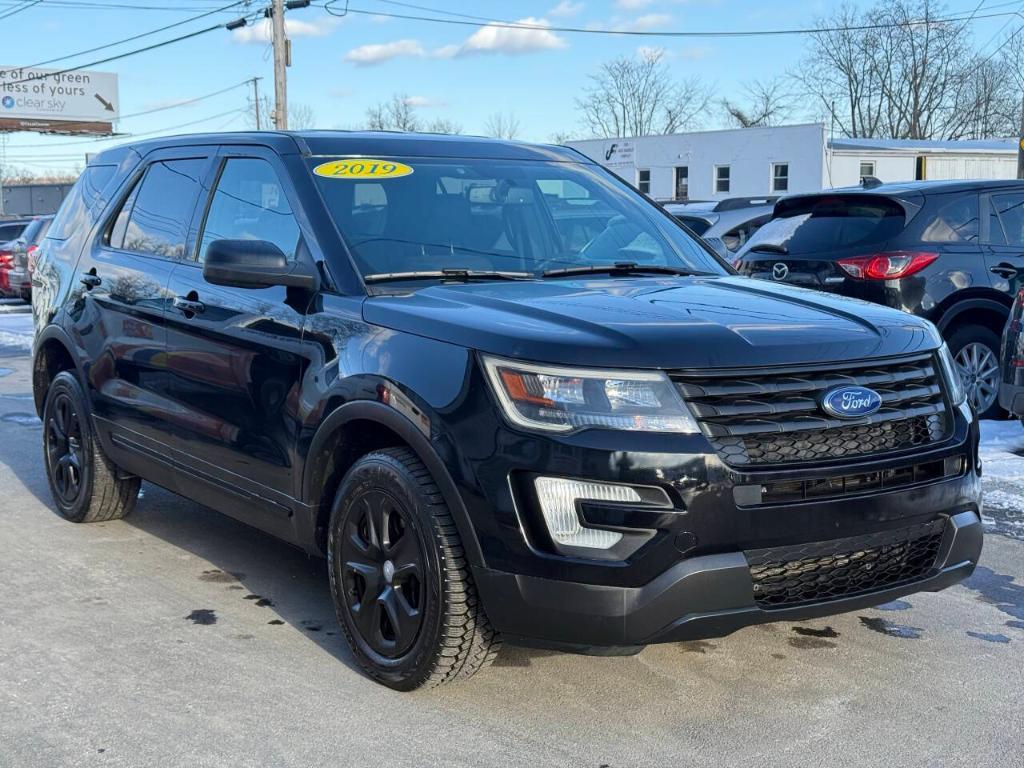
[541,262,704,278]
[748,244,789,255]
[364,268,533,284]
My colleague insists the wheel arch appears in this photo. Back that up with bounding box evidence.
[301,400,484,568]
[935,296,1010,338]
[32,325,83,418]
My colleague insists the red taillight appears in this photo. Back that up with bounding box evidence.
[26,244,39,272]
[0,251,12,268]
[837,251,939,280]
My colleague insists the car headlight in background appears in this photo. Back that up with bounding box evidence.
[482,355,699,434]
[936,342,967,407]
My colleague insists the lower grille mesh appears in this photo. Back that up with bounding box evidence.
[746,521,945,609]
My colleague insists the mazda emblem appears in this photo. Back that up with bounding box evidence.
[772,263,789,280]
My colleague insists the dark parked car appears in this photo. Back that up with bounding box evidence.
[665,197,777,262]
[6,215,53,302]
[734,180,1024,418]
[999,286,1024,425]
[0,218,32,297]
[32,132,982,690]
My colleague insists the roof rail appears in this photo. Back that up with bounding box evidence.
[713,196,779,211]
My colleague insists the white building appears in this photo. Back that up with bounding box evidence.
[566,124,1020,201]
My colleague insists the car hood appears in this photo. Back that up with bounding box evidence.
[362,276,941,369]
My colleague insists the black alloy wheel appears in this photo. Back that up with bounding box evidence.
[340,488,425,658]
[46,391,85,505]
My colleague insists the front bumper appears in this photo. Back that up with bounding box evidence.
[474,509,982,651]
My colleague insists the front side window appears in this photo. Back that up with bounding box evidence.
[921,195,980,243]
[199,158,300,262]
[637,169,651,195]
[772,163,789,193]
[715,165,730,193]
[991,192,1024,247]
[309,156,727,282]
[111,159,205,259]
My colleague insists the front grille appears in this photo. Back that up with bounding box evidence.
[673,354,951,467]
[745,520,946,609]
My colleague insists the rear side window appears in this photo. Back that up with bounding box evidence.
[991,192,1024,247]
[744,196,905,255]
[675,216,712,236]
[198,158,300,262]
[0,223,27,242]
[112,159,205,259]
[921,195,979,243]
[47,164,116,242]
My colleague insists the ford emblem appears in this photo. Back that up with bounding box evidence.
[821,386,882,419]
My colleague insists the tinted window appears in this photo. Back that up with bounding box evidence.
[744,195,905,256]
[675,215,712,236]
[0,223,27,242]
[310,156,726,279]
[199,158,300,262]
[921,195,979,243]
[48,165,116,241]
[114,159,205,259]
[992,192,1024,247]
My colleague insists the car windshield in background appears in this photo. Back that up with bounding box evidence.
[308,157,727,281]
[744,196,906,255]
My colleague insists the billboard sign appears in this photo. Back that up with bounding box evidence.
[0,66,119,135]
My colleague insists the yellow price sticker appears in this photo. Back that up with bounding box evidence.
[313,159,414,180]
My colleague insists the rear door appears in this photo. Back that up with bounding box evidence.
[71,149,213,482]
[983,189,1024,299]
[163,146,312,530]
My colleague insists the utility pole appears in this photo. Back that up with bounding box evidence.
[271,0,288,130]
[251,77,263,131]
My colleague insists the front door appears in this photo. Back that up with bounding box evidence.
[163,148,313,530]
[983,190,1024,299]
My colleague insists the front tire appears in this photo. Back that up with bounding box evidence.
[42,371,140,523]
[327,447,500,690]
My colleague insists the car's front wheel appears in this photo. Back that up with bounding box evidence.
[42,371,141,522]
[327,447,500,690]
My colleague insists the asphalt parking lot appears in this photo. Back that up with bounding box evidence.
[0,303,1021,768]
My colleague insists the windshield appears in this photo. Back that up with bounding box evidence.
[743,195,906,256]
[308,157,727,281]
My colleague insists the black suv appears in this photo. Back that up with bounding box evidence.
[32,132,982,690]
[735,180,1024,418]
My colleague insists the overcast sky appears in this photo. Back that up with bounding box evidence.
[0,0,1018,173]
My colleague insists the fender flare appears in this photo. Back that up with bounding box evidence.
[936,297,1010,334]
[301,399,485,568]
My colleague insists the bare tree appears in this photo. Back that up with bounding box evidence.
[249,96,316,130]
[365,94,419,132]
[576,49,711,137]
[289,103,317,130]
[425,118,463,135]
[484,111,521,140]
[720,78,795,128]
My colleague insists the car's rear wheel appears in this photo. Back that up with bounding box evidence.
[947,325,1003,419]
[42,371,141,522]
[327,447,500,690]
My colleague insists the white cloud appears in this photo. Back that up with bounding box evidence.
[456,17,568,56]
[232,16,336,44]
[636,45,669,59]
[548,0,584,17]
[344,38,426,66]
[402,95,446,108]
[615,0,654,8]
[679,44,712,60]
[615,13,671,31]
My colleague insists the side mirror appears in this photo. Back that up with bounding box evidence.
[203,239,320,292]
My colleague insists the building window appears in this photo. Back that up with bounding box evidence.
[637,169,651,195]
[674,166,689,200]
[714,165,730,194]
[772,162,789,192]
[859,161,876,179]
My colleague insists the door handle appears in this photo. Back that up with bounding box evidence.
[173,296,206,315]
[80,273,101,289]
[990,263,1019,279]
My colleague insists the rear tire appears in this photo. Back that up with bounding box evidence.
[947,324,1004,420]
[327,447,500,690]
[42,371,140,523]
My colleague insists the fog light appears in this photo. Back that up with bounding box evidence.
[533,477,642,549]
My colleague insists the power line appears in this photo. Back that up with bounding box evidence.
[0,0,42,21]
[322,1,1024,38]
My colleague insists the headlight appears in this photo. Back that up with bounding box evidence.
[482,355,699,433]
[936,343,967,406]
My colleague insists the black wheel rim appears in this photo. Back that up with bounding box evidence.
[46,392,84,504]
[340,490,425,659]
